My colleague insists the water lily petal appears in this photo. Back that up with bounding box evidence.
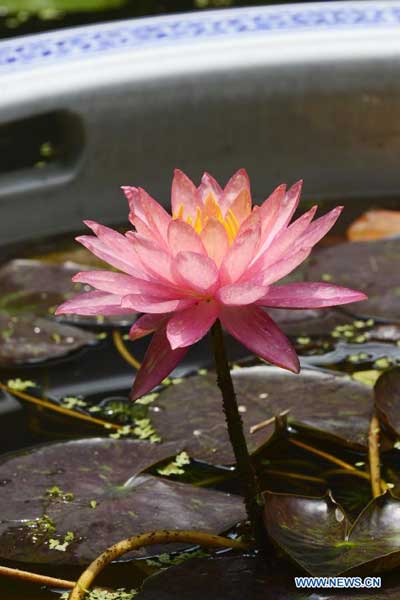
[220,305,300,373]
[229,188,252,225]
[221,168,250,214]
[257,181,302,256]
[168,220,206,256]
[276,180,303,230]
[167,300,219,349]
[220,218,261,284]
[258,183,286,226]
[122,186,170,246]
[77,223,146,279]
[131,236,175,284]
[217,282,268,306]
[171,169,201,220]
[256,247,311,286]
[258,282,368,308]
[251,205,317,272]
[173,251,219,293]
[138,188,171,245]
[128,214,155,241]
[198,172,223,203]
[124,187,165,244]
[122,295,194,314]
[295,206,343,250]
[55,291,130,316]
[131,325,188,400]
[200,218,229,267]
[121,185,141,216]
[129,314,168,340]
[73,270,181,299]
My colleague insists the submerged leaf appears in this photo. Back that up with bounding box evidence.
[150,366,373,464]
[264,490,400,576]
[0,438,244,565]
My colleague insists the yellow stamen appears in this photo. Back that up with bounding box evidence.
[223,217,236,243]
[173,204,184,220]
[226,209,239,233]
[204,193,224,221]
[194,207,203,234]
[173,195,242,245]
[225,211,241,243]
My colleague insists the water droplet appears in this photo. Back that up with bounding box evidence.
[335,508,345,522]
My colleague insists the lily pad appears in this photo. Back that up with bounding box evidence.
[306,238,400,322]
[0,312,97,366]
[264,490,400,576]
[375,367,400,438]
[149,367,373,465]
[137,554,400,600]
[0,438,244,565]
[347,209,400,242]
[137,555,284,600]
[0,258,133,327]
[300,340,400,370]
[267,307,353,338]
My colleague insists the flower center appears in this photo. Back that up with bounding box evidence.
[173,193,240,244]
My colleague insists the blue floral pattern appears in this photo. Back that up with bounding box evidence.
[1,2,400,72]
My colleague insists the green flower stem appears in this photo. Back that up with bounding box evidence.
[210,319,263,543]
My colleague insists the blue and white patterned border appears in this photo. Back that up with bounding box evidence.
[1,1,400,72]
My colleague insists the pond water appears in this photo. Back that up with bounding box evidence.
[0,217,400,599]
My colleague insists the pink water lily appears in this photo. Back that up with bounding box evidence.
[56,169,367,399]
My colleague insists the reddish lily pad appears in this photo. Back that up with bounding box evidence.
[375,367,400,438]
[267,307,353,338]
[0,258,133,327]
[137,555,285,600]
[0,259,83,317]
[0,312,97,366]
[149,367,373,465]
[306,238,400,322]
[137,554,400,600]
[347,209,400,242]
[0,438,244,565]
[264,490,400,576]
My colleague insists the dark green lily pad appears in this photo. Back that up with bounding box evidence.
[375,368,400,439]
[0,312,97,366]
[0,438,244,565]
[137,554,399,600]
[150,367,373,465]
[0,258,133,327]
[306,238,400,322]
[264,490,400,576]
